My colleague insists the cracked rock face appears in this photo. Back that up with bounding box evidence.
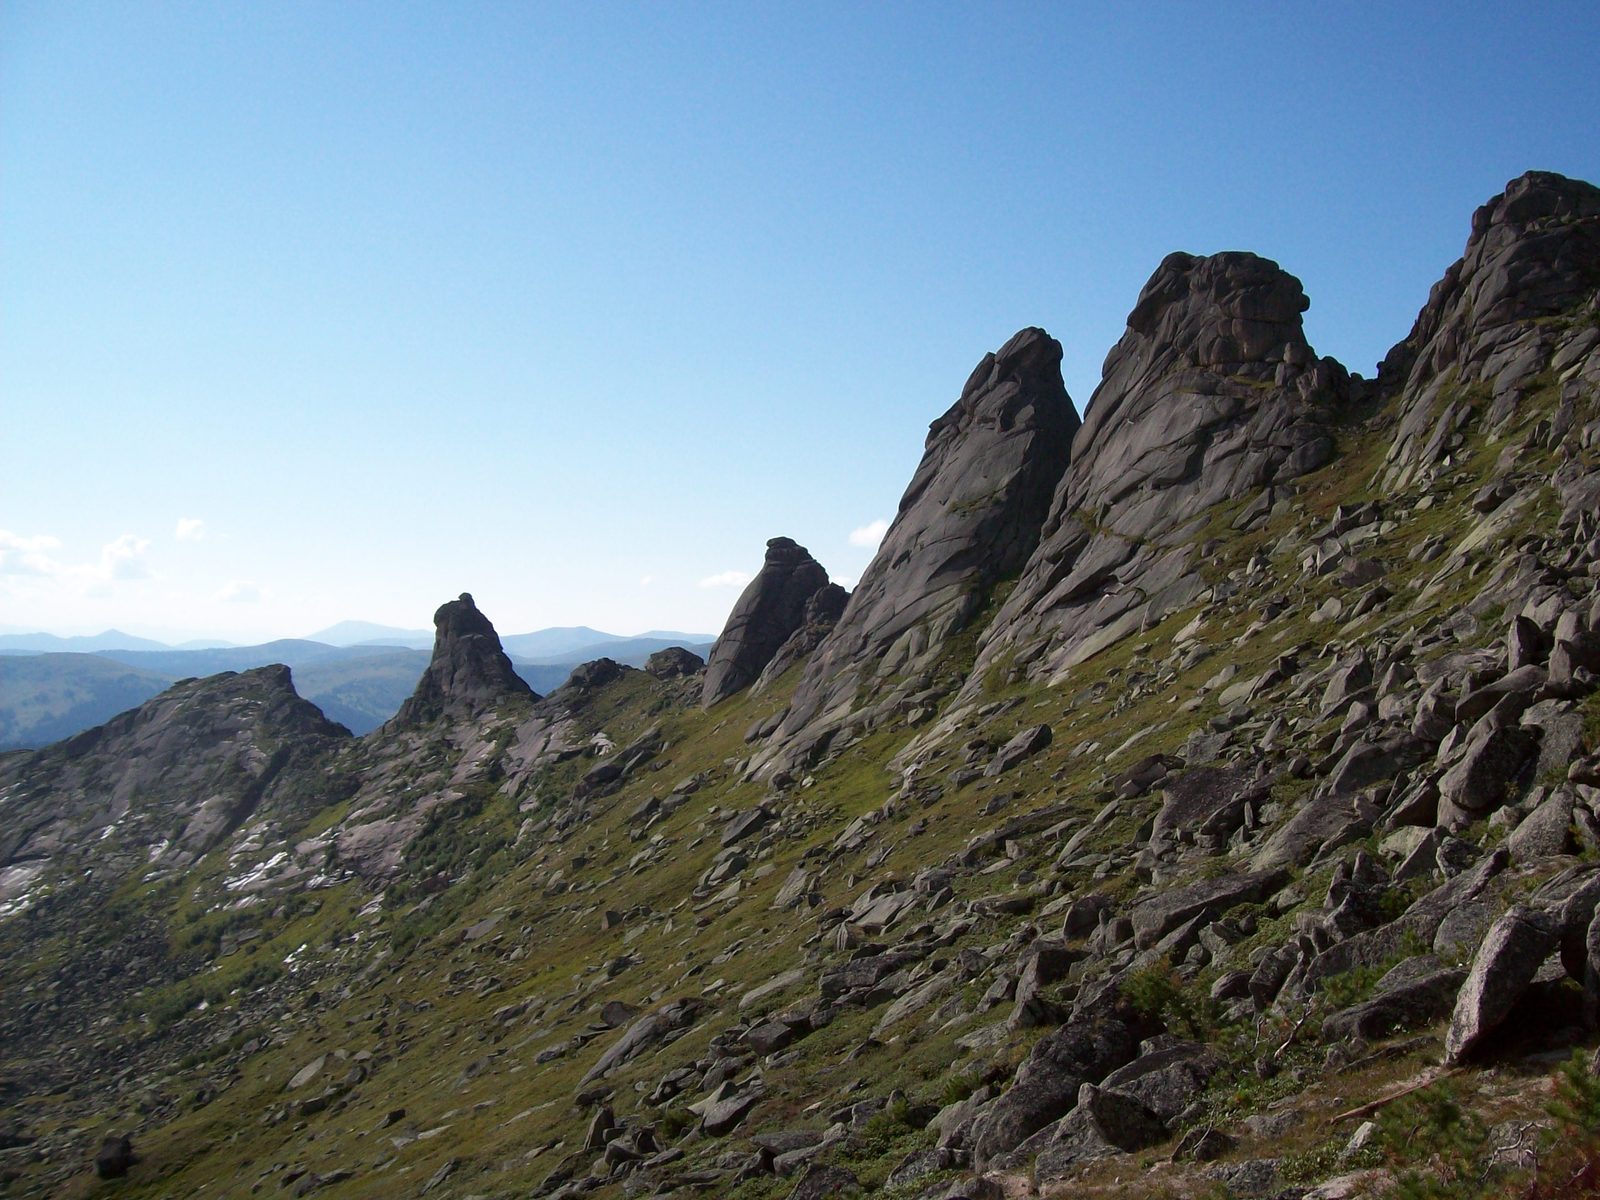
[756,327,1080,773]
[1382,171,1600,490]
[387,593,534,729]
[701,538,832,708]
[963,251,1347,693]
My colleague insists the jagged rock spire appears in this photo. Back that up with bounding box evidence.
[752,327,1079,773]
[387,593,534,728]
[702,539,831,708]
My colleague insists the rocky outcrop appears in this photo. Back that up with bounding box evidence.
[0,664,350,881]
[1382,171,1600,491]
[754,327,1079,772]
[387,593,534,728]
[5,171,1600,1200]
[644,646,705,680]
[753,583,848,693]
[701,539,832,708]
[961,252,1346,695]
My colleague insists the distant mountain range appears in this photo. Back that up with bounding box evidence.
[0,624,713,750]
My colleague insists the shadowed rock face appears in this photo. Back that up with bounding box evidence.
[963,251,1346,691]
[1382,171,1600,490]
[753,327,1079,772]
[387,593,534,728]
[701,539,831,708]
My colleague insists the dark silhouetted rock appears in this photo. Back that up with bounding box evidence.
[702,538,832,708]
[754,583,849,692]
[94,1133,136,1179]
[644,646,705,680]
[387,594,534,728]
[563,657,627,691]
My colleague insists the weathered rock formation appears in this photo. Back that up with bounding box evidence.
[701,539,832,708]
[965,251,1347,691]
[1382,171,1600,491]
[0,664,350,884]
[754,327,1079,772]
[387,593,534,728]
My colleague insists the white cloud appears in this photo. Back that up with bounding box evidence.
[698,569,751,589]
[175,517,206,542]
[215,579,262,604]
[848,518,890,548]
[638,575,656,587]
[0,530,64,576]
[100,534,152,581]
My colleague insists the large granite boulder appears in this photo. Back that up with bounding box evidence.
[753,327,1079,772]
[387,593,534,728]
[701,538,832,708]
[972,1016,1135,1166]
[1443,904,1562,1065]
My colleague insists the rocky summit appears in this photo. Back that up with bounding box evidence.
[388,592,536,728]
[4,171,1600,1200]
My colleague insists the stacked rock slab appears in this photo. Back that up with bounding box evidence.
[1381,171,1600,492]
[962,251,1347,694]
[387,592,534,729]
[701,539,831,708]
[752,327,1080,774]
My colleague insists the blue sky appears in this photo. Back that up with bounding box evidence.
[4,1,1598,642]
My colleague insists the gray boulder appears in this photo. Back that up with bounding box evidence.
[1443,904,1561,1064]
[985,724,1053,776]
[1099,1041,1219,1123]
[1321,956,1466,1042]
[94,1133,137,1180]
[785,1164,860,1199]
[1130,870,1288,949]
[1031,1084,1168,1180]
[1437,724,1539,826]
[1506,789,1575,860]
[972,1017,1135,1165]
[1150,764,1266,847]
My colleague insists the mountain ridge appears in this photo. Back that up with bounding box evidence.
[2,170,1600,1200]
